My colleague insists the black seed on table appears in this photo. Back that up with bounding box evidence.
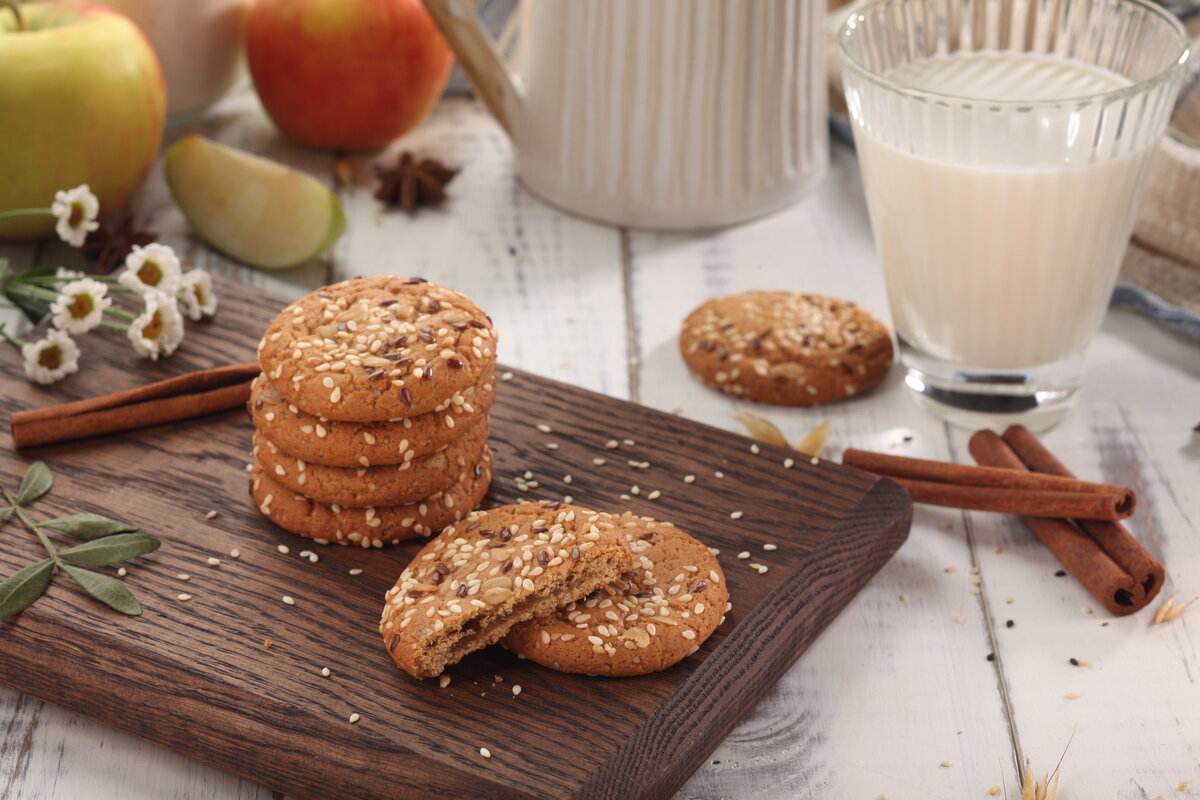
[1055,570,1067,577]
[1069,657,1079,666]
[1006,619,1014,628]
[986,653,995,661]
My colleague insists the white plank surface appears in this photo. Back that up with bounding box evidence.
[2,88,1198,800]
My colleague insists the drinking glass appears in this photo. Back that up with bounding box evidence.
[839,0,1190,429]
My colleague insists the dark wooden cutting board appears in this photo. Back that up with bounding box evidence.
[0,278,910,800]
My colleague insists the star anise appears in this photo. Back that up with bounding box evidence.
[373,152,459,213]
[81,213,156,274]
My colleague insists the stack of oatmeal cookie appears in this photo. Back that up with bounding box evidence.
[247,276,497,548]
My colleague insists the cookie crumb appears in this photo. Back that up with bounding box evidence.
[988,787,1000,796]
[438,674,451,688]
[263,639,273,649]
[1177,779,1191,791]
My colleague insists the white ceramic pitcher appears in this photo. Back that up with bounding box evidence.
[423,0,829,230]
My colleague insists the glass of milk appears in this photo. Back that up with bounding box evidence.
[839,0,1190,429]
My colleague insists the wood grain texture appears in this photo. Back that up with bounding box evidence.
[0,278,910,800]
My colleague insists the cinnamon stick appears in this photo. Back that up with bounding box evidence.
[1001,425,1164,606]
[969,429,1153,616]
[10,363,260,449]
[842,448,1135,511]
[886,477,1132,521]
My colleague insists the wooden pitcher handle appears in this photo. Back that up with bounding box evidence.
[422,0,521,134]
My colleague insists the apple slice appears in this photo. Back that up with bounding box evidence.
[165,134,345,270]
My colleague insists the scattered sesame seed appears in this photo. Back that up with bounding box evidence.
[750,443,760,454]
[757,565,768,574]
[207,557,221,567]
[177,594,192,602]
[937,522,953,531]
[1064,692,1080,699]
[176,573,191,581]
[683,474,696,483]
[605,440,619,449]
[349,568,363,576]
[536,424,552,433]
[939,760,952,768]
[944,566,956,573]
[1177,779,1191,792]
[955,615,966,624]
[321,667,331,677]
[1006,596,1015,604]
[810,456,819,465]
[563,495,573,504]
[282,596,296,606]
[730,511,744,520]
[563,474,573,484]
[714,471,724,478]
[783,458,795,468]
[623,439,635,446]
[438,674,451,688]
[899,594,909,602]
[593,457,607,466]
[647,490,662,500]
[545,442,559,450]
[348,712,361,723]
[230,549,240,559]
[117,567,127,578]
[994,545,1003,554]
[988,786,1000,796]
[277,545,290,555]
[500,371,514,381]
[204,510,218,520]
[737,551,750,560]
[512,684,522,696]
[763,543,777,551]
[479,747,492,758]
[630,485,640,495]
[308,552,319,563]
[1082,605,1094,614]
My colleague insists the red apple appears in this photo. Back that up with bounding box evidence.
[0,2,166,240]
[245,0,454,150]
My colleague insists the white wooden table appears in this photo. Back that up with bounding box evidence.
[2,88,1198,800]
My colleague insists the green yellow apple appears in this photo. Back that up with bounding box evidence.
[245,0,453,150]
[164,134,345,270]
[0,2,165,240]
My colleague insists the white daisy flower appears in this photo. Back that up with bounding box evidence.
[49,278,112,334]
[119,243,182,296]
[21,329,81,385]
[50,185,100,247]
[127,291,185,360]
[178,269,218,321]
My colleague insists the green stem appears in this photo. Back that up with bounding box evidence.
[0,324,24,349]
[0,208,50,222]
[105,306,136,322]
[0,488,58,563]
[7,283,59,303]
[100,319,129,333]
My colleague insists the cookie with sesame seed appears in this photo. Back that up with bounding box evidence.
[679,291,893,405]
[258,276,497,421]
[249,448,493,546]
[252,419,488,507]
[504,514,728,676]
[380,502,635,679]
[247,370,495,467]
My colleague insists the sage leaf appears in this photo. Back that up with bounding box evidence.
[16,461,53,505]
[59,533,160,567]
[0,558,55,621]
[40,513,138,540]
[61,563,141,616]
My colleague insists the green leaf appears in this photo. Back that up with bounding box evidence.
[0,258,11,291]
[0,558,55,621]
[0,506,12,523]
[60,563,141,616]
[12,265,58,282]
[40,513,138,540]
[58,533,160,566]
[16,461,53,505]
